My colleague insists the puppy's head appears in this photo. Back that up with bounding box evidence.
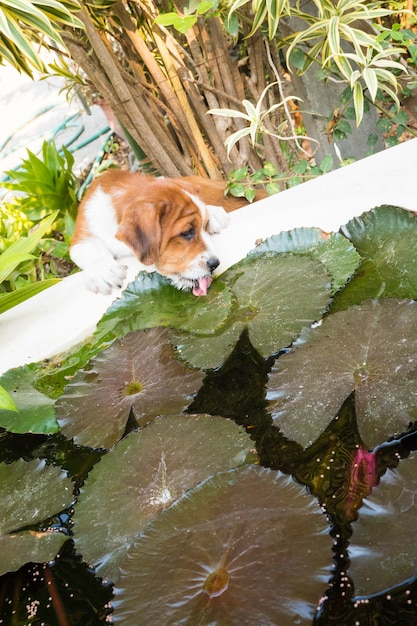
[115,178,220,296]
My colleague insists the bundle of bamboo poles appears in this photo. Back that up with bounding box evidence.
[63,0,292,178]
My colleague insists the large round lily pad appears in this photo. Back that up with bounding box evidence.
[113,465,331,625]
[268,299,417,450]
[35,273,232,399]
[56,328,204,449]
[253,228,360,294]
[96,271,233,339]
[72,414,256,583]
[172,253,331,369]
[340,205,417,300]
[349,452,417,596]
[0,459,73,575]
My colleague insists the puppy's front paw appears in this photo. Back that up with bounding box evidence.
[206,204,231,234]
[83,260,127,295]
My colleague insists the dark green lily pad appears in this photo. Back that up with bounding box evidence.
[34,272,232,399]
[172,253,331,369]
[268,299,417,450]
[330,258,386,313]
[349,452,417,596]
[0,366,58,434]
[253,228,360,294]
[97,271,232,340]
[0,459,73,575]
[113,465,331,625]
[72,414,256,583]
[340,206,417,300]
[56,328,204,449]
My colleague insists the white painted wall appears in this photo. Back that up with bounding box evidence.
[1,137,416,375]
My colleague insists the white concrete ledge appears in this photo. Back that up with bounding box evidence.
[1,137,416,375]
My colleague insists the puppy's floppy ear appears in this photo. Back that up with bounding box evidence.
[116,202,164,265]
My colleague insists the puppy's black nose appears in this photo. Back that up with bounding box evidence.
[207,257,220,273]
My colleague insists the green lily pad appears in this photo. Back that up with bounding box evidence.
[113,465,331,625]
[172,253,331,369]
[56,328,204,449]
[268,299,417,450]
[97,271,232,340]
[0,366,58,434]
[349,452,417,596]
[0,459,73,575]
[340,206,417,300]
[72,414,256,583]
[253,228,360,294]
[34,272,232,399]
[330,258,386,313]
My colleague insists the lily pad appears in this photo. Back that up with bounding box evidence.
[35,273,232,399]
[172,253,331,369]
[113,465,331,625]
[330,258,386,313]
[0,365,58,434]
[56,327,204,449]
[340,206,417,300]
[268,299,417,450]
[0,459,73,575]
[349,452,417,596]
[72,414,256,583]
[253,228,360,294]
[96,271,232,340]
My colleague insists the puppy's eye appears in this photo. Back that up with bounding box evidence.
[180,226,195,240]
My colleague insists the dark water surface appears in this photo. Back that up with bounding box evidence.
[1,329,417,625]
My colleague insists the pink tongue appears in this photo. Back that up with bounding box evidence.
[192,276,213,297]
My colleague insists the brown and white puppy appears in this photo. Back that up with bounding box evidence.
[70,170,261,297]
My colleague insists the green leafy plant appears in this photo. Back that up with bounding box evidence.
[0,211,60,314]
[327,46,407,125]
[225,0,415,151]
[208,82,304,159]
[2,140,78,227]
[378,23,417,71]
[225,156,334,200]
[0,140,78,293]
[154,0,217,33]
[1,0,415,183]
[228,0,291,38]
[0,0,83,77]
[284,0,399,72]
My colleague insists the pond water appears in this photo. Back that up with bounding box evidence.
[1,328,417,625]
[1,207,417,624]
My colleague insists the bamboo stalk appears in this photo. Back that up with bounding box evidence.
[75,6,192,176]
[150,21,221,177]
[112,2,192,145]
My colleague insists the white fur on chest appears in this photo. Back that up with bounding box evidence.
[70,186,141,294]
[84,187,133,259]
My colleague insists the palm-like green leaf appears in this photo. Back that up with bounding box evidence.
[224,127,251,158]
[228,0,290,39]
[285,0,395,73]
[0,7,46,71]
[0,0,83,76]
[0,278,60,314]
[0,211,58,283]
[352,79,364,126]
